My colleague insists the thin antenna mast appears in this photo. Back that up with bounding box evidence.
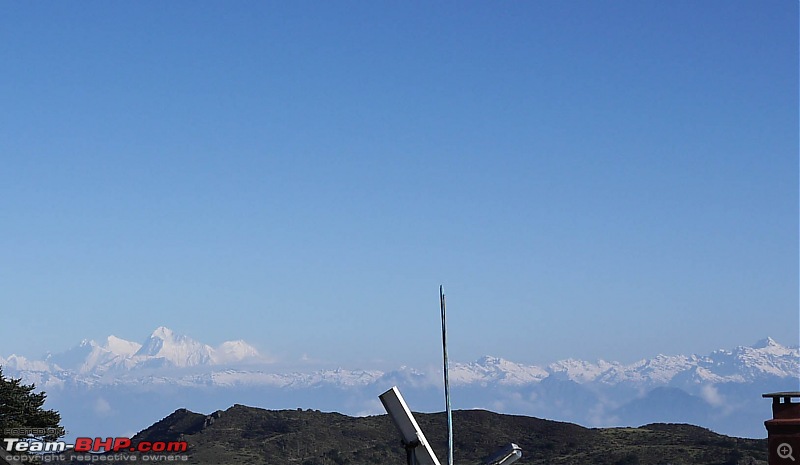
[440,285,453,465]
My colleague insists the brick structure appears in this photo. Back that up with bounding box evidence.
[764,392,800,465]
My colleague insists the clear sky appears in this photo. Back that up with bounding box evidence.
[1,1,797,368]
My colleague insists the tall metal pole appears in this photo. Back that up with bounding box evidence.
[440,285,453,465]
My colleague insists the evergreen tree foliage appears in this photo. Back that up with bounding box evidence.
[0,367,62,441]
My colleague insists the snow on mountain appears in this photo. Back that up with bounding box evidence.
[1,354,52,372]
[46,335,143,373]
[89,337,143,373]
[207,370,295,388]
[706,337,799,380]
[134,326,215,367]
[204,368,383,389]
[547,358,622,383]
[105,336,142,357]
[628,354,696,384]
[45,339,94,370]
[129,327,265,368]
[3,333,795,441]
[376,366,439,389]
[28,327,270,375]
[304,368,384,387]
[719,338,792,371]
[212,340,263,364]
[2,332,797,391]
[451,356,549,386]
[79,340,128,373]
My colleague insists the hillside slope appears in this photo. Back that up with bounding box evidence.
[126,405,767,465]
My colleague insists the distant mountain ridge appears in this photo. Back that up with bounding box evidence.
[3,329,796,388]
[1,328,797,440]
[22,326,266,375]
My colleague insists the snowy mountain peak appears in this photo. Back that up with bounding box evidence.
[5,333,796,396]
[135,327,214,367]
[452,355,549,386]
[36,327,274,372]
[5,336,798,442]
[213,340,262,364]
[105,336,142,357]
[753,336,780,349]
[2,354,51,372]
[150,326,174,340]
[477,355,505,365]
[3,334,796,441]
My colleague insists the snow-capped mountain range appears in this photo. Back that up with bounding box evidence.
[1,328,797,439]
[3,327,795,388]
[31,326,263,375]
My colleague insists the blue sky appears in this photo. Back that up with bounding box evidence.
[1,1,797,368]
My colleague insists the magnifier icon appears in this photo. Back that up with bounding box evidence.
[778,443,795,461]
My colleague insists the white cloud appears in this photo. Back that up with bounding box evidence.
[93,398,112,416]
[700,384,724,407]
